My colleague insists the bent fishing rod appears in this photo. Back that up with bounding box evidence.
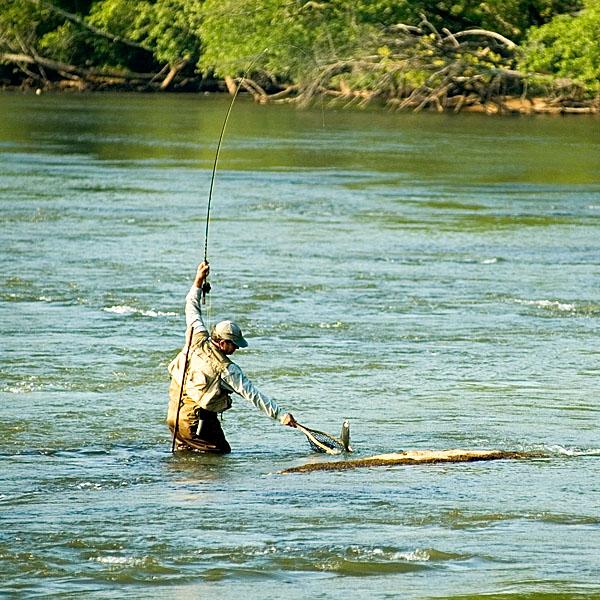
[171,77,244,453]
[201,52,266,304]
[171,56,264,453]
[200,81,240,303]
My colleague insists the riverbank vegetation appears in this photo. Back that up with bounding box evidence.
[1,0,599,113]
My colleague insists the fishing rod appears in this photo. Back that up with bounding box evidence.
[201,52,266,304]
[170,325,194,453]
[171,56,265,453]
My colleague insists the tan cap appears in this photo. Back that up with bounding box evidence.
[211,320,248,348]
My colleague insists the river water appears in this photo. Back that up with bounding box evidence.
[1,93,599,598]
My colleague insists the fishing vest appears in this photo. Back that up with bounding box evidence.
[167,327,233,428]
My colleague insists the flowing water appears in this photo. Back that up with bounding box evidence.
[1,93,599,598]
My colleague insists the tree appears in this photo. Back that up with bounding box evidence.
[87,0,203,68]
[1,0,596,107]
[197,0,582,84]
[197,0,370,83]
[0,0,205,88]
[520,0,600,92]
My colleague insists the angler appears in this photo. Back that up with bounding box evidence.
[167,262,297,453]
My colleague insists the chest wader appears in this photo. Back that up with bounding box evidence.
[170,331,232,454]
[194,408,231,454]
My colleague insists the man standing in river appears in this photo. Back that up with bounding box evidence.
[167,262,296,452]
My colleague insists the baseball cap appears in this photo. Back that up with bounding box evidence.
[211,320,248,348]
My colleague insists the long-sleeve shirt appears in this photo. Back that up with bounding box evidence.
[185,285,285,421]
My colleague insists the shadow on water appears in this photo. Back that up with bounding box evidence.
[162,449,236,483]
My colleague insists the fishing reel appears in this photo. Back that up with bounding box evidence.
[201,279,211,304]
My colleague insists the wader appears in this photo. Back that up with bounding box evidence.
[167,327,233,454]
[169,408,231,454]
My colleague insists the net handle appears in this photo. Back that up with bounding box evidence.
[294,422,341,455]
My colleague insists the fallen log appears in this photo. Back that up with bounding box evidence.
[280,449,543,474]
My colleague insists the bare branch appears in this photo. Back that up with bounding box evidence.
[240,77,268,101]
[419,13,442,40]
[442,28,460,48]
[389,23,423,35]
[445,29,517,49]
[266,84,299,101]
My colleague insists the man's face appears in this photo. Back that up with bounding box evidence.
[218,339,238,355]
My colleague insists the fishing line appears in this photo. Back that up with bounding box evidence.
[201,50,268,304]
[276,42,327,127]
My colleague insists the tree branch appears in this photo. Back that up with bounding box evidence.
[1,52,159,81]
[446,29,517,49]
[159,59,189,90]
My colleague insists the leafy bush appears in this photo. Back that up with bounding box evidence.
[520,0,600,91]
[87,0,202,66]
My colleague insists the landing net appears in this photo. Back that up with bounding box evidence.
[301,426,345,454]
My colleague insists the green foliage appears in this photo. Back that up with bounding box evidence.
[197,0,381,81]
[38,21,81,63]
[35,0,141,69]
[128,0,203,65]
[1,0,202,71]
[0,0,51,50]
[402,0,581,39]
[0,0,596,101]
[520,0,600,91]
[196,0,582,84]
[86,0,137,36]
[87,0,203,66]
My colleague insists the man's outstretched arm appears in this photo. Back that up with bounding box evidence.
[223,364,296,426]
